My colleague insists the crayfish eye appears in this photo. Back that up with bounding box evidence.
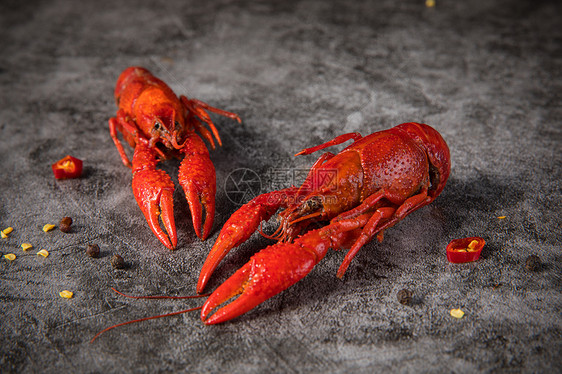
[154,121,162,130]
[174,121,180,129]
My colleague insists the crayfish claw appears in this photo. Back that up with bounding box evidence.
[132,143,177,249]
[200,263,251,324]
[157,189,177,248]
[196,202,265,293]
[197,188,299,293]
[132,170,177,250]
[201,241,320,324]
[183,184,215,240]
[178,137,217,241]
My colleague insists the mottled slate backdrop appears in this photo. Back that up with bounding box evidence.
[0,0,560,373]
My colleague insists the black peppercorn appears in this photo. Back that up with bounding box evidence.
[525,254,541,271]
[86,244,100,258]
[111,254,125,269]
[397,289,413,305]
[59,217,73,233]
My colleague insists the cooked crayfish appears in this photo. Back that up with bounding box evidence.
[109,67,241,249]
[197,122,450,324]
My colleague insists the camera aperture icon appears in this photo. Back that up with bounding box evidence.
[224,168,262,205]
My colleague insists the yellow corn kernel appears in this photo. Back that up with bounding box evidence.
[2,227,13,235]
[21,243,33,251]
[450,308,465,319]
[1,232,6,239]
[43,224,56,232]
[4,253,16,261]
[425,0,436,7]
[59,290,73,299]
[37,249,49,257]
[497,216,506,219]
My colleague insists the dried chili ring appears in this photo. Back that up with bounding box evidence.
[446,237,485,263]
[52,155,83,179]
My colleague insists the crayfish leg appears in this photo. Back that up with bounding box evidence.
[336,207,395,278]
[336,187,432,278]
[180,95,241,148]
[333,190,385,222]
[295,132,363,156]
[192,120,216,149]
[108,110,142,168]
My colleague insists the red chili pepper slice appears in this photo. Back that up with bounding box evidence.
[52,155,83,179]
[446,236,485,263]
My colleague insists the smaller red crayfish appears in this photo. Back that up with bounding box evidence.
[108,67,241,249]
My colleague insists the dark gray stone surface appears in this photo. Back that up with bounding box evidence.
[1,0,560,372]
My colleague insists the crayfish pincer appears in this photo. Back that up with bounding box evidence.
[197,122,450,324]
[108,67,241,249]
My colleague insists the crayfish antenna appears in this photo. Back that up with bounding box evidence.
[110,287,210,300]
[90,306,202,343]
[90,289,208,343]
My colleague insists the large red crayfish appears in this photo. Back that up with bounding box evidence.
[109,67,240,249]
[197,122,450,324]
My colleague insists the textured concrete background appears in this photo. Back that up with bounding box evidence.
[1,0,561,373]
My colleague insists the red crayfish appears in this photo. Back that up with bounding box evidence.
[197,122,450,324]
[109,67,241,249]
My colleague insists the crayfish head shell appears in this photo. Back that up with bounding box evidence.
[146,107,188,150]
[396,122,451,199]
